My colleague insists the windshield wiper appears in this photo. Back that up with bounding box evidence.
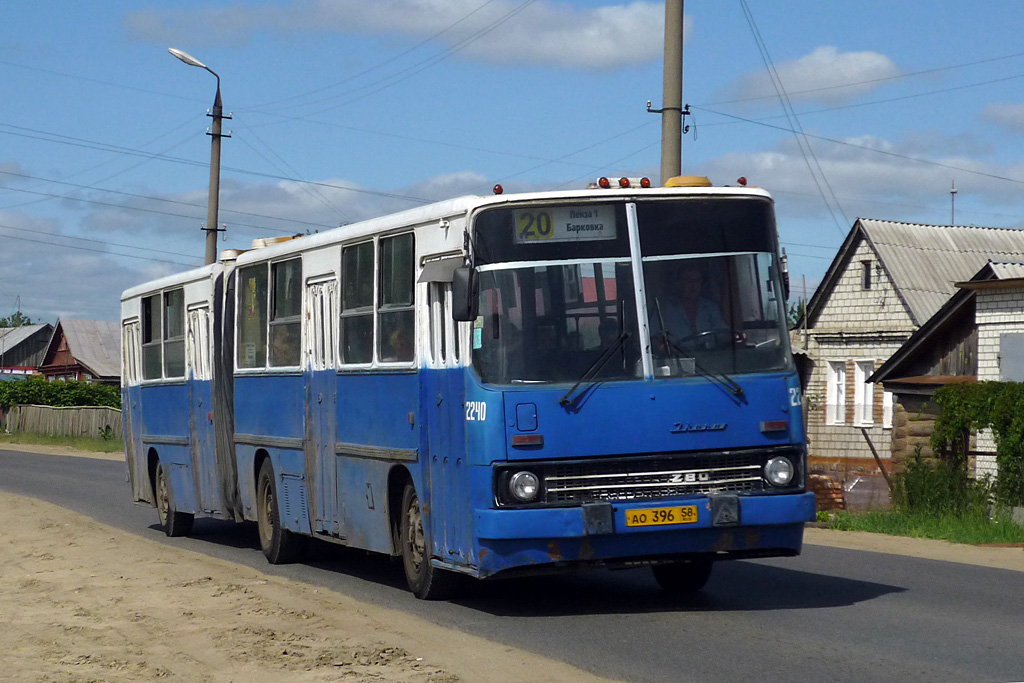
[660,335,745,399]
[559,331,631,408]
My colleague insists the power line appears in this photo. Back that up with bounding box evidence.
[0,168,333,232]
[706,50,1024,106]
[0,122,433,205]
[694,105,1024,187]
[739,0,848,235]
[0,222,202,260]
[289,0,539,118]
[247,0,504,111]
[0,224,201,267]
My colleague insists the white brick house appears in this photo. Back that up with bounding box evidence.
[957,263,1024,478]
[797,220,1024,465]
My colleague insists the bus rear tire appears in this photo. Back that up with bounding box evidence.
[400,482,460,600]
[256,460,304,564]
[651,558,713,594]
[155,462,193,538]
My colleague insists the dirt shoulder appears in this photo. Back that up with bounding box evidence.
[803,526,1024,573]
[0,441,124,461]
[0,490,617,683]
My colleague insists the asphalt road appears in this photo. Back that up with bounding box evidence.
[2,449,1022,683]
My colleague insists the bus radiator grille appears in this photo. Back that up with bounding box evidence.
[543,452,766,504]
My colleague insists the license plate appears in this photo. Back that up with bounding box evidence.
[624,505,698,527]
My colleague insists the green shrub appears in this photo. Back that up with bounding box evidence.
[893,449,991,516]
[0,377,120,409]
[931,382,1024,508]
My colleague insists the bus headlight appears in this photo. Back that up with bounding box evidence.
[509,471,540,502]
[765,457,794,487]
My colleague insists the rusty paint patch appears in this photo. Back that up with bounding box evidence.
[547,541,562,562]
[712,530,735,553]
[580,536,595,560]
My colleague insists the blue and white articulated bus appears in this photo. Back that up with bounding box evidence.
[121,176,815,599]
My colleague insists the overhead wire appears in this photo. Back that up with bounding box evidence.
[738,0,848,236]
[0,223,201,267]
[247,0,504,111]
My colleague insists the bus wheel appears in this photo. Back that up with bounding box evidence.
[256,460,304,564]
[155,462,193,537]
[651,558,714,594]
[400,482,459,600]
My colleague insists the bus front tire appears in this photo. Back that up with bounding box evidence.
[155,462,193,538]
[400,482,460,600]
[651,558,714,594]
[256,460,304,564]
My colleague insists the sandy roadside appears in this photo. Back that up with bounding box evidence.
[2,442,1022,682]
[0,488,619,683]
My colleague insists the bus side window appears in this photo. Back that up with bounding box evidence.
[269,258,302,367]
[378,233,415,363]
[341,242,374,365]
[237,264,269,369]
[163,288,185,378]
[141,294,162,380]
[428,282,446,365]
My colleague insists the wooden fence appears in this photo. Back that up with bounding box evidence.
[3,404,122,440]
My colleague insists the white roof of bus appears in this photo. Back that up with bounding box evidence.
[121,262,220,301]
[231,184,773,267]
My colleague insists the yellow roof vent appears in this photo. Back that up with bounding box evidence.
[664,175,712,188]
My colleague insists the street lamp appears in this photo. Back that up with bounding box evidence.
[169,47,229,265]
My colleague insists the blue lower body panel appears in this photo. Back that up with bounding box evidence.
[472,492,815,578]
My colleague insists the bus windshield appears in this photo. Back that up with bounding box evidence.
[473,261,641,384]
[471,197,792,385]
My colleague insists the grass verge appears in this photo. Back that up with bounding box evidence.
[0,432,123,454]
[821,509,1024,545]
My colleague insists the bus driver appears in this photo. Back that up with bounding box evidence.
[651,262,726,351]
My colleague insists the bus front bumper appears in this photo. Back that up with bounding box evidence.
[471,491,815,578]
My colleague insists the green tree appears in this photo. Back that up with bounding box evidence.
[0,311,34,327]
[787,299,807,331]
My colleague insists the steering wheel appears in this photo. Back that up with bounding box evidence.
[675,328,745,349]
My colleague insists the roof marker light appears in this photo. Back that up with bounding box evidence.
[598,177,611,189]
[640,177,652,188]
[493,184,503,195]
[737,177,748,186]
[619,177,631,188]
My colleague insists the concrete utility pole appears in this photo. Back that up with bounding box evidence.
[660,0,684,184]
[169,48,229,265]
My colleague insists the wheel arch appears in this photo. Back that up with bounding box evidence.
[387,465,413,555]
[146,447,160,506]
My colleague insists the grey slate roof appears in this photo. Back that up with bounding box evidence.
[0,324,50,351]
[809,219,1024,327]
[982,261,1024,281]
[57,319,120,379]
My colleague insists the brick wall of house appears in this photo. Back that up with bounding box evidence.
[802,239,916,462]
[973,286,1024,478]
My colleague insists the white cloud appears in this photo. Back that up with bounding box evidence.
[981,103,1024,132]
[695,132,1024,224]
[124,1,669,70]
[719,46,900,106]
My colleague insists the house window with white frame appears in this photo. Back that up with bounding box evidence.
[854,360,875,426]
[826,360,846,425]
[882,390,894,429]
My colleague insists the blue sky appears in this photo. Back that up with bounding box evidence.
[4,0,1024,322]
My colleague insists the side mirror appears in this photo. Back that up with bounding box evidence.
[451,266,478,321]
[780,249,791,301]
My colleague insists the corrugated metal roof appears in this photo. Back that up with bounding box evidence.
[986,261,1024,280]
[59,319,120,379]
[860,219,1024,325]
[0,323,49,349]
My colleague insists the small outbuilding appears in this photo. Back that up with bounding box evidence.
[0,323,53,374]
